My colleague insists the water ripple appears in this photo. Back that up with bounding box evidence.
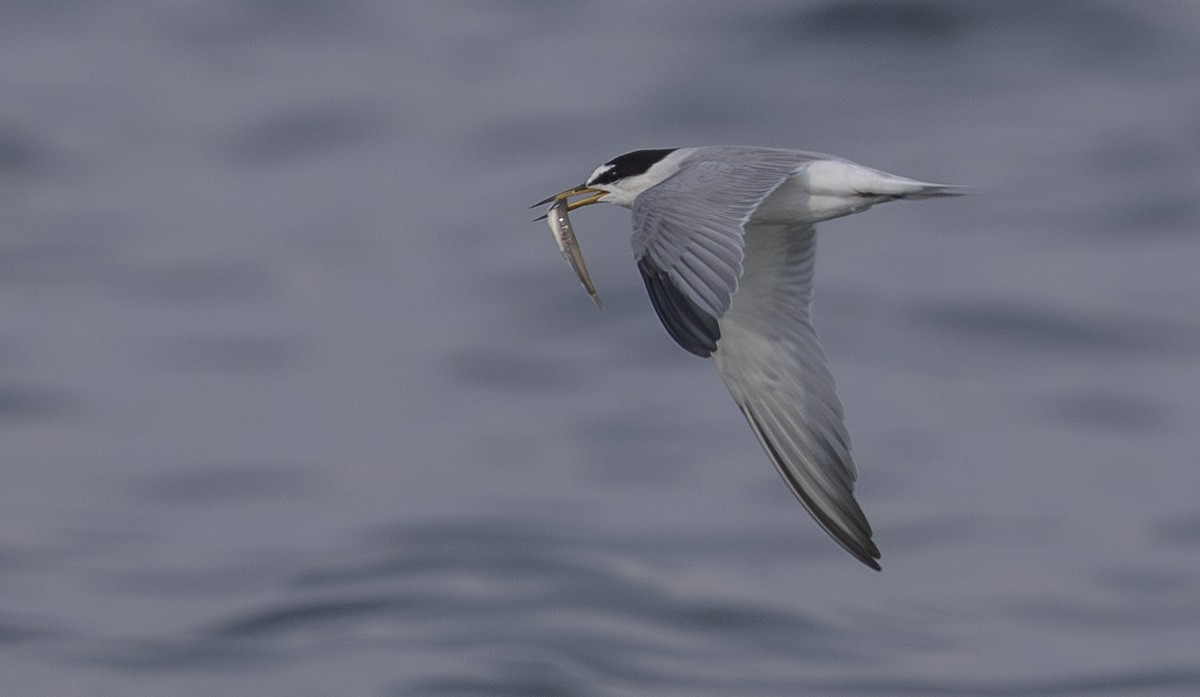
[222,105,390,167]
[910,300,1198,356]
[821,666,1200,696]
[81,518,862,686]
[35,515,1200,695]
[0,384,76,421]
[143,334,305,372]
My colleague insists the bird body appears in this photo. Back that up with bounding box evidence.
[535,146,959,570]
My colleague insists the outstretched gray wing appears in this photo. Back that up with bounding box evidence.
[713,222,880,569]
[628,148,879,568]
[630,150,803,357]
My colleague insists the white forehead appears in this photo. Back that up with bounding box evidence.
[587,163,614,184]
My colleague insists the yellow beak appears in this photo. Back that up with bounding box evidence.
[531,184,607,220]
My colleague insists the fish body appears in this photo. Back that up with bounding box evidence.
[547,199,602,308]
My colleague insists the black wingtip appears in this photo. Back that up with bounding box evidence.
[636,256,719,357]
[741,405,882,571]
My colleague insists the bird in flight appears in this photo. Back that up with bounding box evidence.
[534,146,959,570]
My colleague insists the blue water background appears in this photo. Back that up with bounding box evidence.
[1,1,1199,695]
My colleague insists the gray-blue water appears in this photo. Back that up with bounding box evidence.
[2,2,1199,695]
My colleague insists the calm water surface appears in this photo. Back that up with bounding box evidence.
[1,2,1199,695]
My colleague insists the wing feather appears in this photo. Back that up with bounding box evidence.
[713,223,880,569]
[636,256,720,357]
[625,147,878,568]
[631,151,806,347]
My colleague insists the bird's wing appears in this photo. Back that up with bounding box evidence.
[630,155,801,357]
[713,222,880,570]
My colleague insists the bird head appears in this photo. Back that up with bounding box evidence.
[533,148,681,212]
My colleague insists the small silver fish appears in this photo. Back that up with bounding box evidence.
[547,198,602,308]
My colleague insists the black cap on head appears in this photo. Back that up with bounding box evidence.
[587,148,678,186]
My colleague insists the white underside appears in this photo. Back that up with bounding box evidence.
[751,159,948,225]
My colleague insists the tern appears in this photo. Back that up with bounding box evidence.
[535,146,960,569]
